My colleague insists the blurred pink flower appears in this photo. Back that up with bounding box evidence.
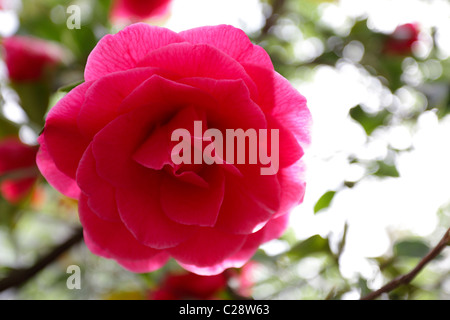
[0,137,38,203]
[384,23,420,56]
[110,0,172,23]
[149,271,228,300]
[2,36,63,82]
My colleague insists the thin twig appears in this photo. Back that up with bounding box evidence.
[0,227,83,293]
[360,227,450,300]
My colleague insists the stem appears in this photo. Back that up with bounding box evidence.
[0,167,40,183]
[0,227,83,293]
[360,227,450,300]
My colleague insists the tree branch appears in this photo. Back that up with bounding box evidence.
[0,227,83,293]
[360,227,450,300]
[261,0,286,36]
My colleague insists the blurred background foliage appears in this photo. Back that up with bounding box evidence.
[0,0,449,300]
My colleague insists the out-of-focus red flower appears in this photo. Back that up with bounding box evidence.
[2,36,63,82]
[149,271,228,300]
[0,137,39,203]
[225,261,258,297]
[110,0,172,23]
[235,262,257,297]
[384,23,420,56]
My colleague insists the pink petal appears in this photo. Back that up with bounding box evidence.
[36,136,80,199]
[267,115,304,169]
[179,214,289,275]
[91,107,156,189]
[76,144,120,222]
[168,228,247,267]
[79,194,162,261]
[44,81,93,179]
[132,124,172,170]
[179,231,264,276]
[115,175,199,249]
[136,42,258,100]
[132,106,203,171]
[160,166,225,227]
[85,23,184,81]
[214,174,276,235]
[244,64,312,148]
[259,212,291,243]
[177,77,266,131]
[92,76,214,188]
[179,25,273,69]
[78,67,174,139]
[116,253,171,273]
[275,160,307,218]
[118,74,215,115]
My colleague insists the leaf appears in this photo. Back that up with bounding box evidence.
[0,117,20,138]
[286,235,331,260]
[349,105,391,135]
[11,82,51,127]
[314,191,336,214]
[358,277,371,297]
[373,160,400,178]
[57,80,84,93]
[394,239,430,258]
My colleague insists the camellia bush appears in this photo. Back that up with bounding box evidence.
[0,0,449,301]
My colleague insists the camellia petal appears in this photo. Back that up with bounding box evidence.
[137,42,258,99]
[85,23,184,81]
[179,25,273,70]
[79,194,162,261]
[44,81,93,179]
[116,252,171,274]
[160,165,225,227]
[36,136,80,199]
[78,67,175,139]
[116,176,199,249]
[76,145,120,222]
[168,227,247,267]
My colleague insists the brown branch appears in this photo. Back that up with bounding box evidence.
[261,0,286,36]
[0,227,83,293]
[361,227,450,300]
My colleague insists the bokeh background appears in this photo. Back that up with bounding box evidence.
[0,0,449,300]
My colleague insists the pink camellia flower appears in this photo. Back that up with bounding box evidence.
[149,271,228,300]
[110,0,171,23]
[0,137,39,203]
[384,23,420,56]
[2,36,63,82]
[37,23,311,275]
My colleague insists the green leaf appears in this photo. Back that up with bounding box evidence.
[286,235,331,260]
[374,161,400,178]
[57,80,84,93]
[11,82,51,127]
[0,117,20,138]
[358,277,371,297]
[314,191,336,214]
[394,239,430,258]
[349,105,391,135]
